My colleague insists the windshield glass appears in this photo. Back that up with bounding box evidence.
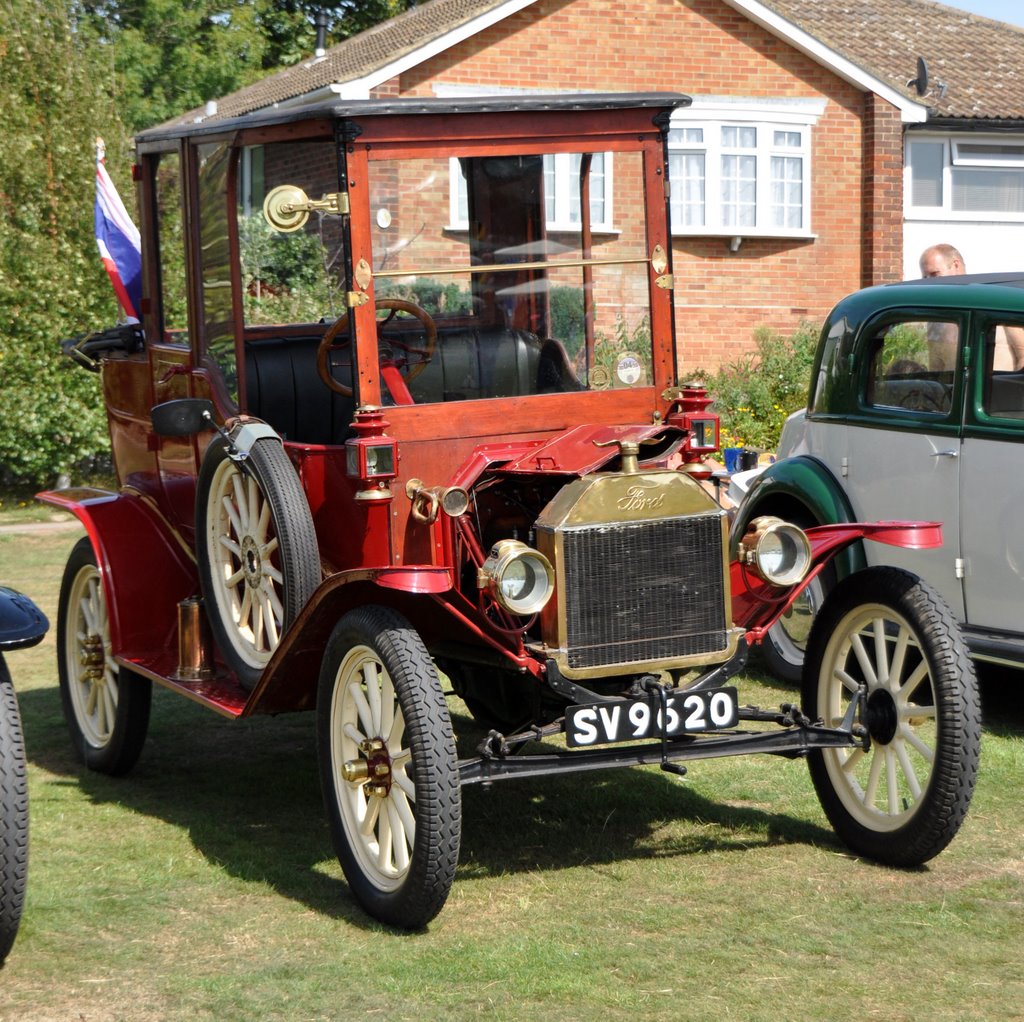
[366,149,652,401]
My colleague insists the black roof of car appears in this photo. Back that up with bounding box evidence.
[135,92,692,144]
[894,272,1024,289]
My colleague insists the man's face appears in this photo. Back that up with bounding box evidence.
[921,251,963,277]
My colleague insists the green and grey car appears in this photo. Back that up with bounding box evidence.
[733,272,1024,680]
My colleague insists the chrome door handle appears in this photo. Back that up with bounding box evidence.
[932,449,959,458]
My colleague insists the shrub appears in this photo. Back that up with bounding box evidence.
[694,321,820,452]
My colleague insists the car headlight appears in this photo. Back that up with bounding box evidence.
[740,516,812,587]
[478,539,554,616]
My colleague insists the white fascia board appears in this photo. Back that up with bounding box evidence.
[674,94,827,125]
[333,0,541,100]
[720,0,929,123]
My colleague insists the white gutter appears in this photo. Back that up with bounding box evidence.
[720,0,930,123]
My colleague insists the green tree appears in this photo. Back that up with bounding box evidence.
[74,0,424,133]
[0,0,129,486]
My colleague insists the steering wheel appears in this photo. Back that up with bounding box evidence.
[316,298,438,398]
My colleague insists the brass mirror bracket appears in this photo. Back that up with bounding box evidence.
[263,184,350,233]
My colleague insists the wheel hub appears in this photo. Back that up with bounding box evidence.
[343,737,393,796]
[241,535,262,589]
[79,635,105,681]
[865,688,898,745]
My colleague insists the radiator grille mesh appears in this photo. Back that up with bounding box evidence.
[560,514,728,670]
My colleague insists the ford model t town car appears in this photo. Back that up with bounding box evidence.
[41,93,980,928]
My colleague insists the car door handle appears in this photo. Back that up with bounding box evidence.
[932,449,959,458]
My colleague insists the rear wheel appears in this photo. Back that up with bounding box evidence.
[0,656,27,965]
[803,567,980,866]
[196,435,319,690]
[57,537,151,775]
[317,607,461,928]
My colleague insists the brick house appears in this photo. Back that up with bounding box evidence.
[170,0,1024,370]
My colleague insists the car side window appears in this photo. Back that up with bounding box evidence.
[153,150,189,345]
[982,320,1024,419]
[865,319,955,416]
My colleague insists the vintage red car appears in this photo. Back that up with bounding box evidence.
[41,93,980,928]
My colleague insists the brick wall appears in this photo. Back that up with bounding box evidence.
[862,94,904,285]
[363,0,900,371]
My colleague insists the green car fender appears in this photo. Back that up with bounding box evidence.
[729,455,866,582]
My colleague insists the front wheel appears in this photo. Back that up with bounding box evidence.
[0,656,28,965]
[57,537,151,775]
[317,607,461,928]
[803,567,980,866]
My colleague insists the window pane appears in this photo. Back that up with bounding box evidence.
[544,154,557,223]
[867,321,954,414]
[668,127,703,145]
[771,155,802,228]
[669,152,705,227]
[722,153,756,227]
[588,153,606,225]
[154,151,188,342]
[197,142,236,402]
[238,141,345,329]
[367,150,649,400]
[774,130,801,147]
[722,125,756,148]
[957,142,1024,164]
[909,141,944,207]
[952,167,1024,212]
[983,322,1024,418]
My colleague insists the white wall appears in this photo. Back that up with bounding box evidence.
[904,221,1024,279]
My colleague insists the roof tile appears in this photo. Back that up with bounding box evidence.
[164,0,1024,130]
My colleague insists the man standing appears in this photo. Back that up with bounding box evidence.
[919,243,966,278]
[918,244,1024,371]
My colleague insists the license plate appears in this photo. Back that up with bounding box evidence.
[565,687,739,748]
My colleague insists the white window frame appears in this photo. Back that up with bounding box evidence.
[905,132,1024,222]
[668,96,823,240]
[447,151,615,234]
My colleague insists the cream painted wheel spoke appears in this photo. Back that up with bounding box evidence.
[850,631,879,689]
[343,721,365,746]
[393,768,415,801]
[863,746,884,807]
[359,796,381,838]
[894,739,923,801]
[900,722,935,763]
[350,684,374,738]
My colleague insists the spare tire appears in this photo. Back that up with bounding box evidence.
[196,433,319,690]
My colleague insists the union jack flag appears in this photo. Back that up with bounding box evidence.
[95,138,142,321]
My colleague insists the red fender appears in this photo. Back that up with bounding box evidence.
[37,487,197,658]
[731,520,942,638]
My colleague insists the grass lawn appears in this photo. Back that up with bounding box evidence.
[1,523,1022,1021]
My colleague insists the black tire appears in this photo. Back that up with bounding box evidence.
[0,656,27,966]
[196,435,319,690]
[57,537,151,776]
[317,606,461,928]
[802,567,980,866]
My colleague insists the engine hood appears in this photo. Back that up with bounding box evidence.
[496,423,669,477]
